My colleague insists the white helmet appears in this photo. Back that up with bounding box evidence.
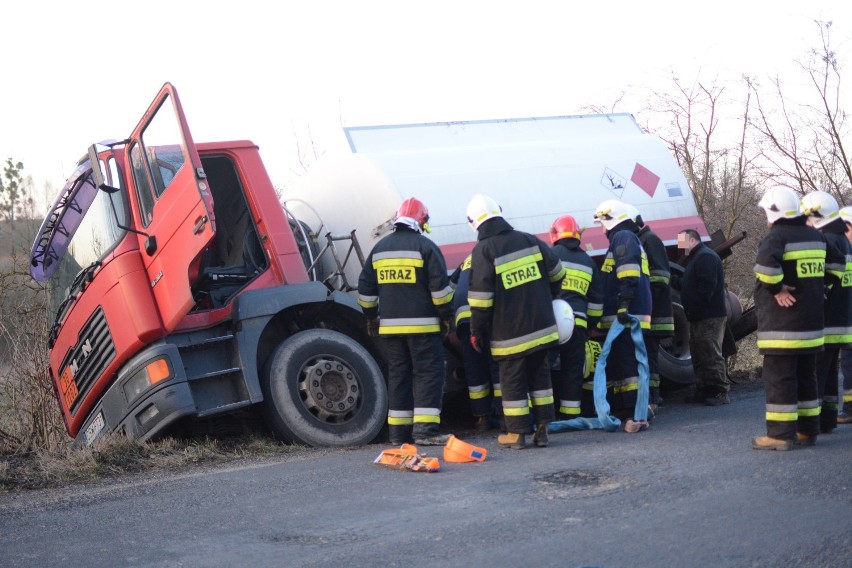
[839,206,852,225]
[624,203,641,224]
[759,186,802,224]
[466,194,503,231]
[593,199,632,231]
[801,190,840,229]
[552,299,575,344]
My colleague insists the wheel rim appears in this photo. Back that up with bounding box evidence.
[298,355,361,423]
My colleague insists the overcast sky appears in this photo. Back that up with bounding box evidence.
[2,1,850,209]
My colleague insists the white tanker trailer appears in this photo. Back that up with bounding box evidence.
[282,113,751,387]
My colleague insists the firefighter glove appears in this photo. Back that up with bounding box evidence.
[471,333,485,353]
[367,318,380,338]
[616,293,632,325]
[440,319,452,341]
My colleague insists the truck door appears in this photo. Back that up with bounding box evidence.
[127,82,216,331]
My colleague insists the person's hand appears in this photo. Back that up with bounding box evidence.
[774,285,796,308]
[366,318,380,338]
[440,319,452,341]
[471,334,484,353]
[617,308,630,325]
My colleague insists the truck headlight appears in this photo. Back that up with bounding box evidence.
[123,358,172,402]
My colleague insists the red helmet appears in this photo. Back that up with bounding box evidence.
[549,215,582,243]
[395,197,431,233]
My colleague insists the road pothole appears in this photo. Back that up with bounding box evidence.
[533,469,626,499]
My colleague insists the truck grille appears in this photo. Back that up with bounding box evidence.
[60,307,116,415]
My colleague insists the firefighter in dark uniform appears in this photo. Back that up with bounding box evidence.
[631,206,673,410]
[752,186,826,450]
[549,215,603,420]
[450,255,500,431]
[592,199,653,420]
[801,190,852,436]
[839,206,852,425]
[358,197,454,446]
[466,194,565,449]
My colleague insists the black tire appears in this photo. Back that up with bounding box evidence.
[262,329,387,447]
[730,305,757,341]
[658,300,696,386]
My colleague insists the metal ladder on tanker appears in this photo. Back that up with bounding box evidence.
[283,203,367,294]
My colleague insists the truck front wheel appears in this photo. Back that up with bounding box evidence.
[262,329,387,447]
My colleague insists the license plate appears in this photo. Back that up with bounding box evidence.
[84,411,105,446]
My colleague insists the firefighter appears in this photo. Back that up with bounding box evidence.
[752,187,826,450]
[549,215,603,421]
[357,197,455,446]
[801,190,852,435]
[466,194,565,449]
[630,206,673,411]
[839,205,852,425]
[592,199,653,421]
[450,254,500,432]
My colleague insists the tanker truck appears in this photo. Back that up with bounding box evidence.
[284,113,751,388]
[31,82,749,448]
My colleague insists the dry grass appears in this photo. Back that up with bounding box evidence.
[0,433,301,492]
[728,333,762,382]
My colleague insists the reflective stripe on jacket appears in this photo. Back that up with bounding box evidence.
[552,238,603,330]
[469,217,565,359]
[358,226,453,334]
[820,220,852,347]
[450,255,473,328]
[754,218,826,354]
[598,225,652,331]
[636,225,674,336]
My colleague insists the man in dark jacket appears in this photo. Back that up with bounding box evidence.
[358,197,454,446]
[676,228,730,405]
[467,193,565,449]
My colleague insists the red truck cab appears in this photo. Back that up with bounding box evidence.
[30,83,387,447]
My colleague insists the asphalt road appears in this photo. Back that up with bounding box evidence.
[1,381,850,568]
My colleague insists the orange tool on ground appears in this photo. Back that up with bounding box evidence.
[443,435,487,462]
[374,444,441,472]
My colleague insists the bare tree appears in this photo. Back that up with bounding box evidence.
[0,240,61,454]
[1,158,34,224]
[750,19,852,202]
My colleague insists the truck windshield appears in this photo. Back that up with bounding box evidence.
[33,159,129,317]
[50,185,127,310]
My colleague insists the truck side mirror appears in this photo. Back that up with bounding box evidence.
[88,144,158,256]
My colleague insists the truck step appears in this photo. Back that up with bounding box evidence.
[196,399,253,418]
[178,333,236,351]
[186,367,243,382]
